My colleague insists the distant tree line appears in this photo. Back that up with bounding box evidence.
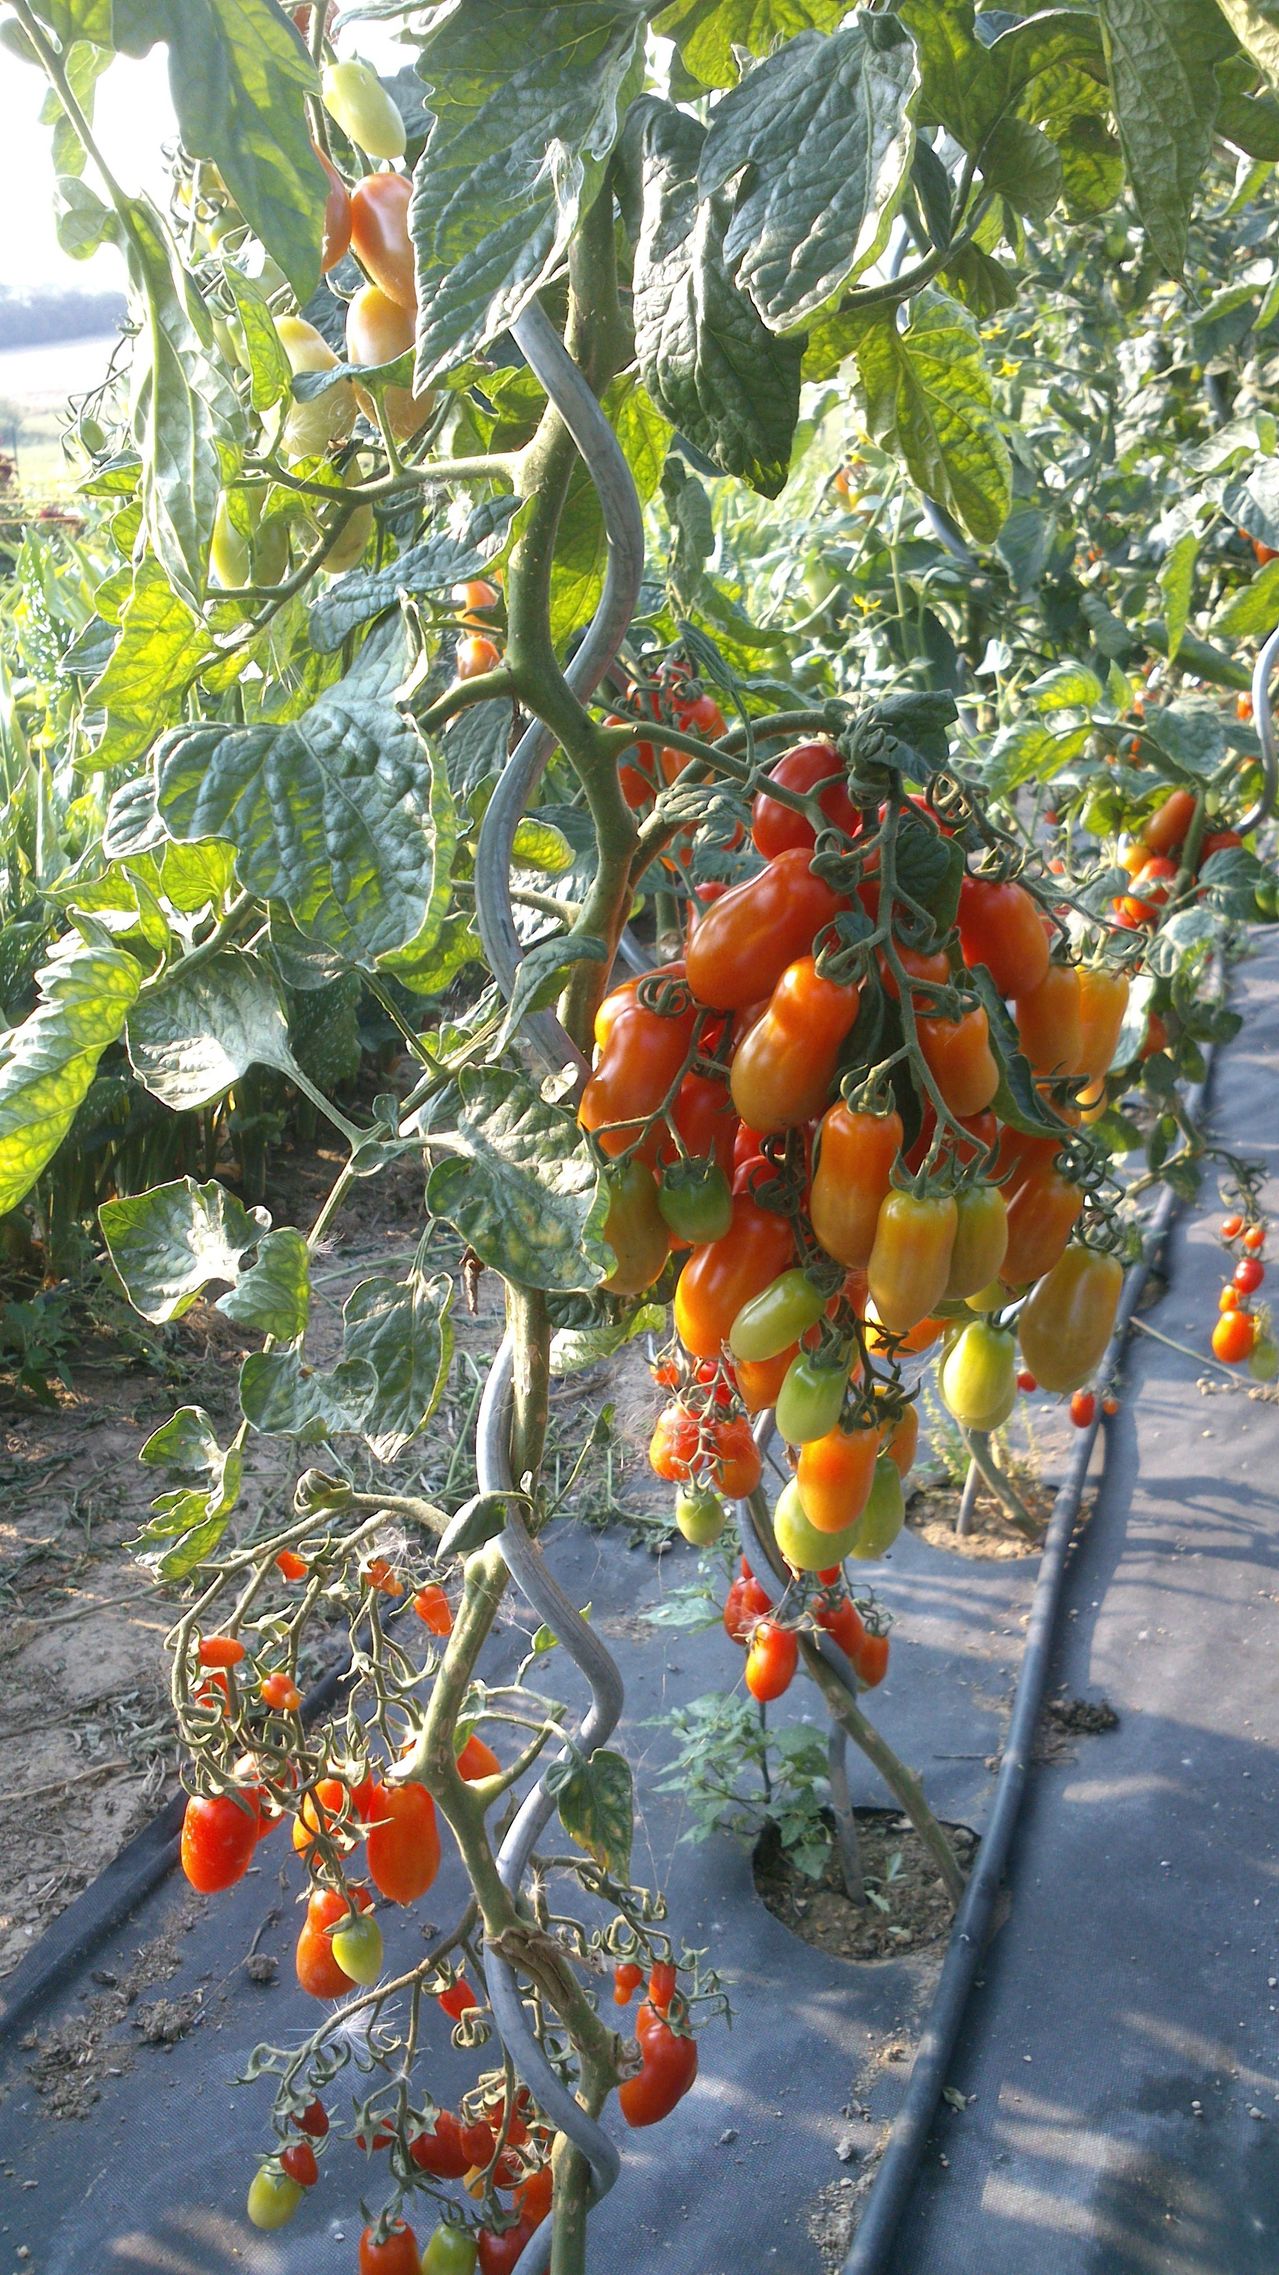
[0,287,126,349]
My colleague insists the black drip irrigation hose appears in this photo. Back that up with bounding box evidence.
[840,1062,1212,2275]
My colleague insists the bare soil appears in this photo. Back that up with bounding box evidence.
[753,1811,979,1964]
[905,1475,1053,1558]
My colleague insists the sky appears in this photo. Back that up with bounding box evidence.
[0,21,404,298]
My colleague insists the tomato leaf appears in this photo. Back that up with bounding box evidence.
[847,288,1011,542]
[495,938,609,1053]
[970,967,1071,1139]
[1024,661,1105,714]
[425,1067,610,1295]
[157,681,454,965]
[308,496,519,653]
[698,18,918,333]
[1097,0,1228,278]
[342,1269,456,1462]
[654,0,848,88]
[1217,0,1279,87]
[409,1,649,385]
[893,814,964,933]
[239,1350,378,1441]
[101,1175,262,1322]
[216,1229,310,1343]
[0,927,142,1216]
[1158,528,1199,662]
[126,951,298,1112]
[983,719,1067,797]
[85,558,214,772]
[439,1492,512,1559]
[110,0,325,301]
[546,1746,633,1881]
[627,99,802,496]
[550,1300,666,1377]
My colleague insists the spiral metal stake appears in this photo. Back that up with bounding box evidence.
[1243,619,1279,835]
[463,296,647,2266]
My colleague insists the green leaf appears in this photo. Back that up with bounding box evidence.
[970,967,1073,1139]
[218,1227,310,1341]
[894,813,964,932]
[979,116,1063,221]
[135,1416,243,1579]
[0,929,142,1215]
[85,557,213,770]
[54,173,115,260]
[158,681,454,964]
[308,497,519,652]
[1212,554,1279,636]
[1216,0,1279,89]
[654,0,848,87]
[1158,529,1199,661]
[125,951,297,1111]
[1024,660,1105,713]
[409,2,648,384]
[425,1067,610,1294]
[342,1268,455,1462]
[112,0,324,300]
[551,1300,666,1377]
[100,1174,262,1322]
[511,819,575,876]
[628,99,802,496]
[547,1746,633,1880]
[847,287,1011,541]
[120,194,244,606]
[495,937,608,1052]
[698,19,918,333]
[239,1350,377,1441]
[1097,0,1227,276]
[439,1492,511,1559]
[1142,699,1228,779]
[223,265,293,413]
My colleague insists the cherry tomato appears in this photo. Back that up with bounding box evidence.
[774,1350,849,1446]
[879,1399,919,1477]
[359,2222,421,2275]
[1017,1244,1124,1391]
[709,1414,764,1498]
[1001,1163,1083,1288]
[280,2140,318,2188]
[260,1671,302,1712]
[247,2166,303,2230]
[659,1068,739,1174]
[944,1183,1008,1300]
[456,1733,501,1781]
[745,1619,799,1701]
[457,633,501,679]
[1243,1223,1266,1253]
[276,1548,308,1581]
[349,170,415,307]
[295,2099,329,2138]
[867,1190,958,1334]
[1214,1309,1256,1364]
[477,2220,535,2275]
[734,1343,798,1413]
[275,313,355,460]
[729,1267,827,1362]
[1199,828,1243,864]
[915,1006,999,1118]
[601,1159,670,1294]
[794,1423,879,1536]
[853,1628,890,1687]
[939,1321,1017,1432]
[515,2165,553,2226]
[619,2005,699,2126]
[315,145,351,273]
[674,1194,795,1357]
[422,2226,480,2275]
[180,1792,258,1893]
[1220,1214,1244,1239]
[197,1635,245,1670]
[365,1781,440,1905]
[614,1960,644,2004]
[1074,968,1130,1082]
[878,940,951,1001]
[1070,1389,1097,1427]
[322,59,406,160]
[411,2112,480,2179]
[751,741,859,858]
[1234,1255,1266,1295]
[414,1583,453,1635]
[579,1000,698,1162]
[1142,787,1197,856]
[331,1911,383,1985]
[730,955,860,1133]
[345,284,432,439]
[816,1594,865,1658]
[658,1156,733,1243]
[1014,964,1083,1078]
[956,877,1050,998]
[686,847,846,1009]
[809,1105,903,1270]
[723,1572,772,1643]
[847,1456,906,1561]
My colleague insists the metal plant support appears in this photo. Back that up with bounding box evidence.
[467,301,646,2266]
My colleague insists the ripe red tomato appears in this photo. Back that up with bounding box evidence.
[1234,1255,1265,1295]
[275,1548,308,1581]
[1143,788,1197,856]
[751,741,859,858]
[437,1976,478,2022]
[1070,1389,1097,1428]
[685,847,846,1009]
[365,1781,440,1904]
[260,1671,302,1712]
[815,1594,865,1658]
[730,956,860,1132]
[1242,1223,1266,1253]
[745,1620,798,1700]
[915,1006,999,1118]
[349,171,415,308]
[414,1583,453,1635]
[456,1732,501,1781]
[411,2111,479,2179]
[619,2004,699,2126]
[197,1634,245,1669]
[795,1421,879,1534]
[674,1193,795,1357]
[360,2223,421,2275]
[956,877,1050,998]
[613,1960,644,2005]
[853,1629,890,1687]
[723,1573,771,1644]
[1014,964,1083,1077]
[579,999,698,1161]
[477,2221,535,2275]
[180,1792,258,1893]
[295,2099,329,2137]
[280,2140,318,2187]
[1001,1163,1083,1288]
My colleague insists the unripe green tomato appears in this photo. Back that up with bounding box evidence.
[939,1321,1018,1433]
[802,560,839,606]
[945,1185,1009,1301]
[247,2166,304,2231]
[79,413,106,456]
[1253,874,1279,921]
[330,1911,383,1985]
[773,1476,861,1571]
[674,1486,726,1547]
[322,58,406,160]
[847,1457,905,1562]
[964,1277,1007,1313]
[1249,1335,1279,1382]
[422,2226,480,2275]
[658,1158,732,1244]
[275,313,356,461]
[210,493,250,589]
[774,1352,847,1447]
[730,1268,827,1363]
[321,502,374,575]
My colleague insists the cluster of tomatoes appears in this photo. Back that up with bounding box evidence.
[1212,1212,1277,1377]
[1110,786,1245,931]
[580,726,1132,1701]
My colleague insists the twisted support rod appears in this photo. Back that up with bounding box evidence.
[1243,618,1279,836]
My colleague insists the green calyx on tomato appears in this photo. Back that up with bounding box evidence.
[729,1267,828,1362]
[658,1156,732,1243]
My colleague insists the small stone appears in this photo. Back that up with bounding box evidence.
[717,2129,738,2147]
